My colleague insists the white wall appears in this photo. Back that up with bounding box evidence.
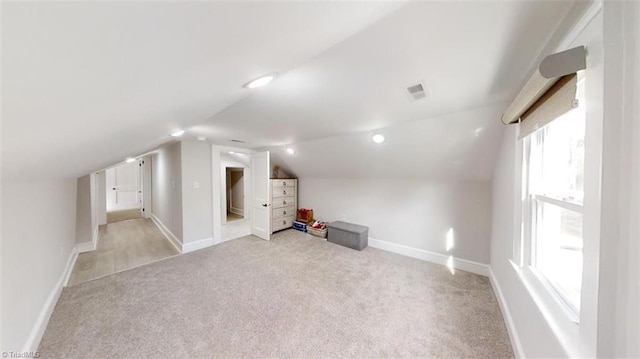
[181,141,213,244]
[597,1,640,356]
[75,175,93,245]
[96,170,107,225]
[1,180,77,352]
[298,178,492,264]
[89,173,98,231]
[490,127,565,357]
[151,142,183,241]
[488,4,640,358]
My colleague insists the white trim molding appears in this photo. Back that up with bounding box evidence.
[150,213,182,253]
[92,225,99,247]
[367,237,489,277]
[75,241,95,253]
[23,246,79,352]
[182,237,214,253]
[76,226,100,253]
[489,268,525,358]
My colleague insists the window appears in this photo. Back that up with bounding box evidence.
[522,75,586,321]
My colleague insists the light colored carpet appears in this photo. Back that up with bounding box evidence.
[107,209,142,223]
[68,218,179,286]
[40,230,513,358]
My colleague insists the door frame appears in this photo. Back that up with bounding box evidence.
[212,145,254,244]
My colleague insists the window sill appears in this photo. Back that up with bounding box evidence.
[509,260,587,357]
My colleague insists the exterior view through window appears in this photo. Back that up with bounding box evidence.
[524,74,586,319]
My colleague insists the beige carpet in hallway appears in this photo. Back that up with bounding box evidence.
[41,230,513,358]
[67,218,179,286]
[226,211,243,221]
[107,208,142,223]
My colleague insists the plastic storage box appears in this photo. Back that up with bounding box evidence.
[327,221,368,250]
[293,220,307,232]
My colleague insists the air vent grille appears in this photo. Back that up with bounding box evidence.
[405,81,429,102]
[407,84,424,94]
[230,139,246,143]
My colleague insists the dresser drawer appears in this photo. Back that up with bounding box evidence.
[272,187,295,198]
[272,196,295,209]
[272,179,296,188]
[273,206,295,219]
[272,216,293,232]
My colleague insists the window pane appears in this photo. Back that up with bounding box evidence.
[536,84,586,204]
[534,200,583,313]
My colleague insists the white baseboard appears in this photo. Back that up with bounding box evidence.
[367,237,489,276]
[23,246,78,352]
[150,213,214,253]
[182,237,214,253]
[75,242,94,253]
[92,225,99,247]
[489,268,524,358]
[76,226,100,253]
[150,213,182,253]
[230,207,244,216]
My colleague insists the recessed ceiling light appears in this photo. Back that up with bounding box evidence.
[229,151,235,154]
[372,134,385,144]
[197,136,206,141]
[286,147,295,155]
[126,157,136,163]
[171,130,185,137]
[245,74,276,89]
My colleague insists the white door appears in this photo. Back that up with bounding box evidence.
[106,161,140,211]
[250,151,271,240]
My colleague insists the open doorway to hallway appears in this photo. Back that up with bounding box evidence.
[69,156,179,286]
[217,149,252,242]
[106,160,142,223]
[226,167,245,221]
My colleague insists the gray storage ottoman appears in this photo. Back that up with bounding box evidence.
[327,221,368,250]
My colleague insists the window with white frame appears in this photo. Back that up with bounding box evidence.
[522,74,586,321]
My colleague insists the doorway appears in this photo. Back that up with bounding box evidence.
[106,160,141,223]
[226,167,245,221]
[69,156,178,286]
[213,147,254,243]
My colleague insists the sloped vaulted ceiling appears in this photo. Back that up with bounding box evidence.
[1,1,406,180]
[1,1,575,181]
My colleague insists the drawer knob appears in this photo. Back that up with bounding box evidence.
[283,211,287,215]
[282,181,286,186]
[283,191,287,195]
[282,220,286,225]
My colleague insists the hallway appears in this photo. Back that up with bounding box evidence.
[107,208,142,223]
[68,218,179,286]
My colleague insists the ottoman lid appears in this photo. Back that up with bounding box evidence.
[327,221,368,234]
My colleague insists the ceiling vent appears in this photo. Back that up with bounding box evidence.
[405,81,429,102]
[230,139,247,143]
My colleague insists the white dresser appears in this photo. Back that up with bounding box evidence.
[271,179,297,233]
